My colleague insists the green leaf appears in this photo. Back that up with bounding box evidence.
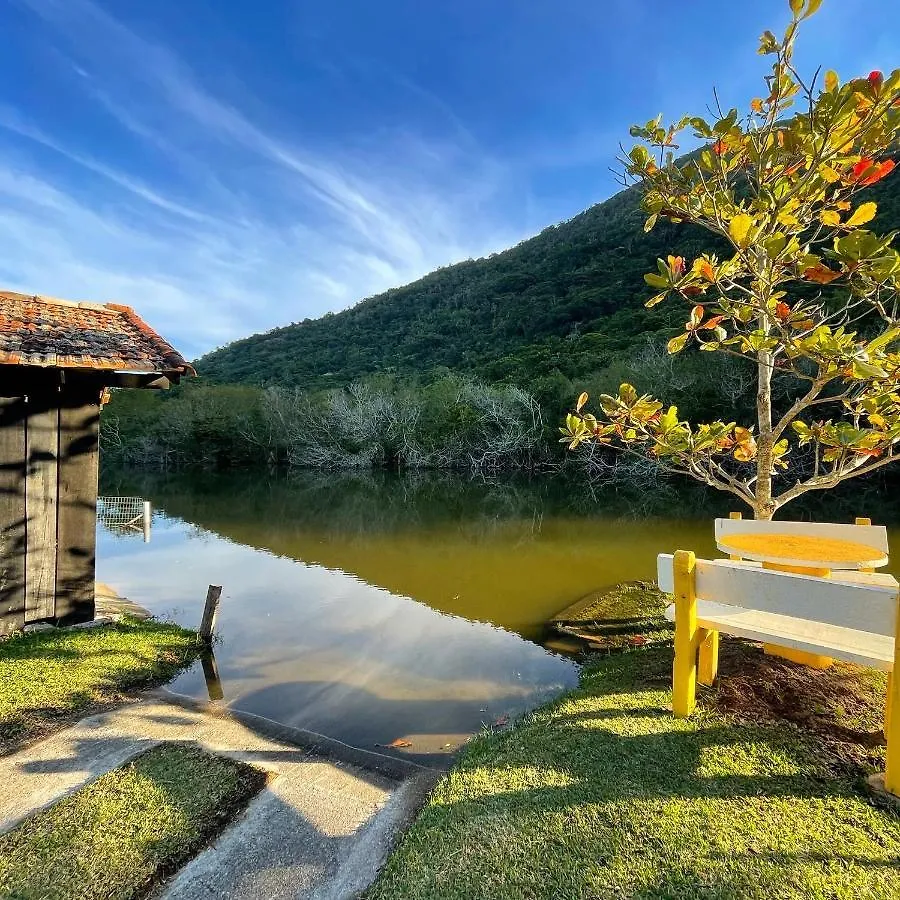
[643,214,658,233]
[667,333,690,355]
[803,0,823,18]
[789,0,804,15]
[644,273,669,288]
[824,69,838,92]
[846,202,877,227]
[660,406,679,430]
[729,213,754,248]
[851,360,888,379]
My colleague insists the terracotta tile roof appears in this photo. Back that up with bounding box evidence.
[0,291,195,375]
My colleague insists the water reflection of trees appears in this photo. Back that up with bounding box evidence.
[100,466,899,541]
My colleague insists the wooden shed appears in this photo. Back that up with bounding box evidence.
[0,291,193,634]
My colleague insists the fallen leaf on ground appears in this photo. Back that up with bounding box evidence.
[493,716,510,727]
[377,738,413,749]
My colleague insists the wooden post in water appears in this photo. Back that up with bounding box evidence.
[201,649,224,702]
[198,584,222,644]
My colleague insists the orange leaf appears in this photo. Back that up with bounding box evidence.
[775,301,791,322]
[668,255,685,275]
[383,738,413,748]
[712,139,726,155]
[751,98,764,113]
[803,264,841,284]
[699,260,715,281]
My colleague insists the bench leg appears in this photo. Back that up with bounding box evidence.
[698,629,719,686]
[886,673,893,746]
[762,644,833,669]
[886,592,900,796]
[673,550,698,717]
[886,672,900,796]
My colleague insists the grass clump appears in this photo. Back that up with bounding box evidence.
[368,646,900,900]
[558,580,668,624]
[0,742,265,900]
[550,581,670,651]
[0,618,198,752]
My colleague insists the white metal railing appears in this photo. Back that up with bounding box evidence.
[97,496,151,542]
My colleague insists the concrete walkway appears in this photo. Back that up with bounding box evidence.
[0,698,438,899]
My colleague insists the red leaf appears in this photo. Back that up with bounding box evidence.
[868,70,884,89]
[860,159,895,186]
[852,158,874,180]
[629,635,648,646]
[712,139,726,155]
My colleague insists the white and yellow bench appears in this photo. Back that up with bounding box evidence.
[657,550,900,794]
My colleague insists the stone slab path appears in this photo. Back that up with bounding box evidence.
[0,698,437,899]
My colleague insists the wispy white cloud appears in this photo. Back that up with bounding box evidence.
[3,0,524,358]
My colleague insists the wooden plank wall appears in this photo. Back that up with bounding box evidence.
[24,393,59,622]
[0,398,27,635]
[56,389,101,623]
[0,377,103,631]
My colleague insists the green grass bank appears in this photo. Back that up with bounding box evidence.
[369,644,900,900]
[0,618,198,753]
[0,742,265,900]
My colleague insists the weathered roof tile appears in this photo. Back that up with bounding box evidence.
[0,291,195,375]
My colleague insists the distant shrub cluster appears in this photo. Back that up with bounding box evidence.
[101,375,546,473]
[101,347,758,475]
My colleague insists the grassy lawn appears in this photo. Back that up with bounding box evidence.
[368,645,900,900]
[0,618,198,753]
[0,742,266,900]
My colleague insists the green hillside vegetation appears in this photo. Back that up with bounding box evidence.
[196,162,900,390]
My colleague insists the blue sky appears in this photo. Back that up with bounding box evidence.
[0,0,897,359]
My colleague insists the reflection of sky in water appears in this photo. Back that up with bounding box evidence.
[97,514,579,763]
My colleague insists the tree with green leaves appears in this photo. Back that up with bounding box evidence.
[563,0,900,519]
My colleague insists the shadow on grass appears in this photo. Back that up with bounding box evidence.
[0,742,268,900]
[0,621,198,754]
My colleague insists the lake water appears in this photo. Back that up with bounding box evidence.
[96,470,900,765]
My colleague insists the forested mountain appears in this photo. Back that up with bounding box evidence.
[198,167,900,390]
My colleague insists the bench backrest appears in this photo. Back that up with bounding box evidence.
[657,553,898,637]
[714,517,889,553]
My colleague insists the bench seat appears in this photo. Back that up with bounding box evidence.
[665,600,895,671]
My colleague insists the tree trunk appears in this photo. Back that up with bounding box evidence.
[754,299,776,521]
